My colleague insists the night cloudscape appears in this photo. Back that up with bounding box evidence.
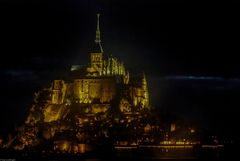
[1,0,240,144]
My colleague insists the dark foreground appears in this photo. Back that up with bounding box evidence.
[0,144,237,161]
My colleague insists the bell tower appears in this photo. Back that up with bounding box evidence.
[91,13,103,75]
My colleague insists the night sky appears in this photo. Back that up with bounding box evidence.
[1,0,240,140]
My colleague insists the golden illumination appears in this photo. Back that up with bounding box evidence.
[7,13,152,152]
[170,123,176,132]
[190,128,195,133]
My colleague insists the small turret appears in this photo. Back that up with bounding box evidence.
[141,72,149,108]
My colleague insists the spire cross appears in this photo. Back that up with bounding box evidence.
[95,13,103,52]
[97,13,100,31]
[95,14,101,43]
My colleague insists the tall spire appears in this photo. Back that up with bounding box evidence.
[95,13,103,53]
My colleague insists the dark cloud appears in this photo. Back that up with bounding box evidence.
[4,69,37,81]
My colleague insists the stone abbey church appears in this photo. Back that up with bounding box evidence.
[10,14,150,152]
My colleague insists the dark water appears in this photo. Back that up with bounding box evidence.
[114,146,225,160]
[0,144,237,161]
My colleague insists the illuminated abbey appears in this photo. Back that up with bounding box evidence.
[41,13,150,121]
[0,14,221,159]
[7,14,150,152]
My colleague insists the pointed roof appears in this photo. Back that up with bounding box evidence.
[92,13,103,53]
